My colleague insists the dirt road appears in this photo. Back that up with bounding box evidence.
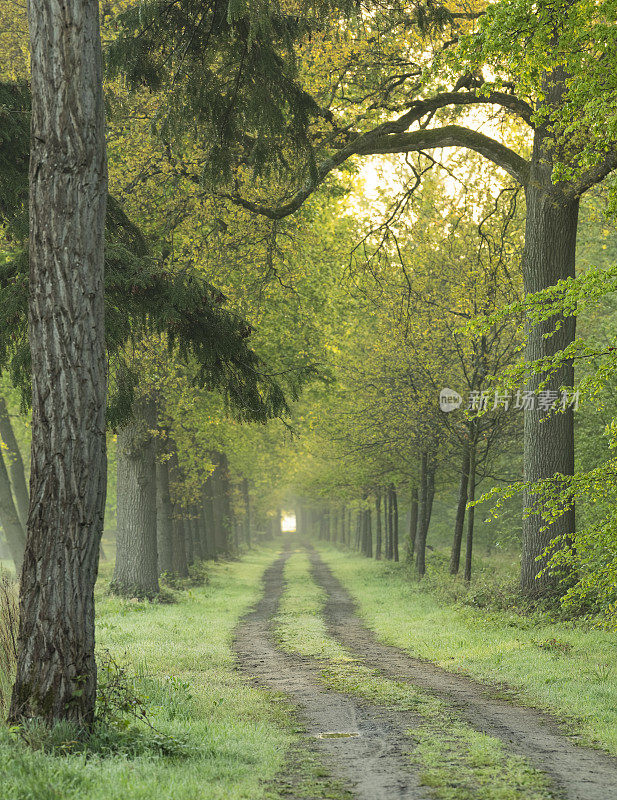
[235,545,617,799]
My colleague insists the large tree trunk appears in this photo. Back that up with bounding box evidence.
[407,487,418,562]
[0,449,26,570]
[156,458,174,575]
[10,0,107,726]
[0,397,30,529]
[112,398,159,598]
[521,149,578,595]
[450,445,470,575]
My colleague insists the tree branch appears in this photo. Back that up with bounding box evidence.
[220,124,529,220]
[359,126,530,184]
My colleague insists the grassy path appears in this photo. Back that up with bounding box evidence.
[239,541,617,800]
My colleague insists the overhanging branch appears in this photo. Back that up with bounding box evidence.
[359,126,530,184]
[220,123,530,220]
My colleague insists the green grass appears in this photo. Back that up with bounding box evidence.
[0,547,295,800]
[275,551,554,800]
[317,544,617,755]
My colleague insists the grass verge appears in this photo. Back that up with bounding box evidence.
[316,543,617,755]
[0,547,293,800]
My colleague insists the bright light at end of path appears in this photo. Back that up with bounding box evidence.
[281,513,296,533]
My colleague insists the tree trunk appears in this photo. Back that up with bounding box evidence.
[0,449,26,571]
[407,487,418,561]
[365,507,372,557]
[10,0,108,726]
[464,447,477,583]
[0,397,30,529]
[521,156,578,595]
[450,445,470,575]
[191,508,203,561]
[156,458,174,575]
[416,453,428,578]
[202,478,216,559]
[212,452,232,556]
[391,484,399,562]
[242,477,251,547]
[385,489,392,560]
[112,398,159,598]
[184,507,194,566]
[375,491,382,560]
[168,449,188,577]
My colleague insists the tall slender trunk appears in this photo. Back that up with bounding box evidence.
[156,458,174,575]
[450,445,470,575]
[464,447,477,583]
[202,477,216,559]
[168,448,188,577]
[385,489,392,560]
[242,477,251,547]
[184,506,194,566]
[365,507,372,557]
[212,452,232,556]
[521,160,578,595]
[0,449,26,571]
[375,491,382,560]
[10,0,108,725]
[391,484,399,562]
[112,397,159,598]
[191,508,203,561]
[407,487,418,562]
[416,453,428,578]
[0,397,29,529]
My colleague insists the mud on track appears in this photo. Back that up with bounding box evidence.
[308,546,617,800]
[235,544,617,799]
[234,546,430,799]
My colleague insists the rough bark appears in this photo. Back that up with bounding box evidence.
[450,445,471,575]
[0,448,26,571]
[156,458,174,575]
[0,397,30,529]
[112,398,159,598]
[10,0,108,726]
[521,166,578,595]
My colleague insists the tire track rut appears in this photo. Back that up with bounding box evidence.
[234,546,430,799]
[308,546,617,800]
